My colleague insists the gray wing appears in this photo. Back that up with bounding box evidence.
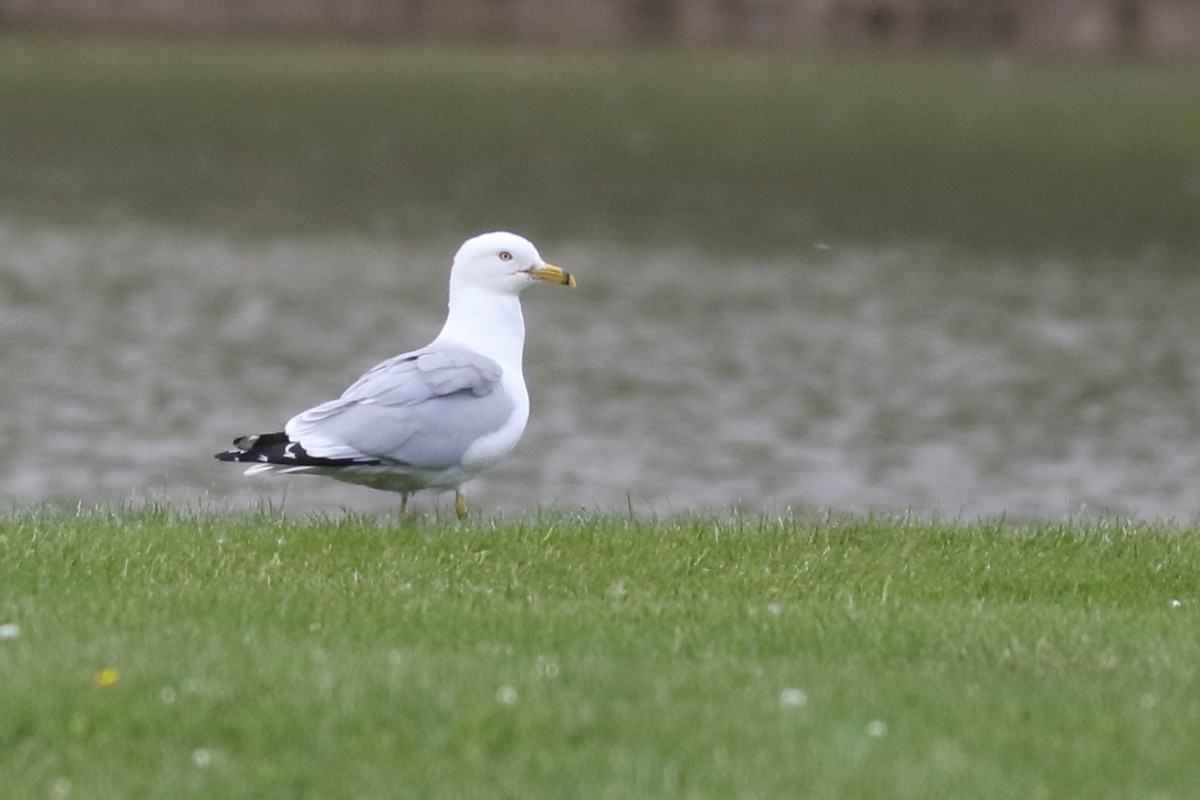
[284,343,516,470]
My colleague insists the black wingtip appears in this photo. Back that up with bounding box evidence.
[213,430,382,468]
[214,431,289,463]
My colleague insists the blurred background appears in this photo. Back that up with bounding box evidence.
[1,1,1198,519]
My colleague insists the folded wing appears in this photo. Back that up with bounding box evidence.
[284,343,515,471]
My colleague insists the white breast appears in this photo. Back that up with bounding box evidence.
[460,370,530,472]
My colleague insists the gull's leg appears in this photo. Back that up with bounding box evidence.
[398,492,410,520]
[454,490,469,520]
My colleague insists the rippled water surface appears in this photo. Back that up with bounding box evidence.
[3,221,1198,519]
[3,36,1199,518]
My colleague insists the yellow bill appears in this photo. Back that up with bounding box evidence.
[527,263,576,287]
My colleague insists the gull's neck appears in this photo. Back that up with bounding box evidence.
[434,283,526,372]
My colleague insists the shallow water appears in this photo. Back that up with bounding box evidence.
[3,220,1198,520]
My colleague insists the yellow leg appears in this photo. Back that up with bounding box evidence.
[454,490,469,520]
[398,492,409,520]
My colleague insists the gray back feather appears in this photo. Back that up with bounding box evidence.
[286,343,515,469]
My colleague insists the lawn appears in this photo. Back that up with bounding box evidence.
[2,508,1197,798]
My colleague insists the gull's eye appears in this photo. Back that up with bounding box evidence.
[499,251,513,262]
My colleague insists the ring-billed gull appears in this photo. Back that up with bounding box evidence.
[215,231,575,519]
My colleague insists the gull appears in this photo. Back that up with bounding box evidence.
[215,231,575,519]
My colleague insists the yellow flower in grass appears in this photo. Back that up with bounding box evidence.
[94,667,120,688]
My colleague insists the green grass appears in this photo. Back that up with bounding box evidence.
[1,32,1199,254]
[2,509,1198,798]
